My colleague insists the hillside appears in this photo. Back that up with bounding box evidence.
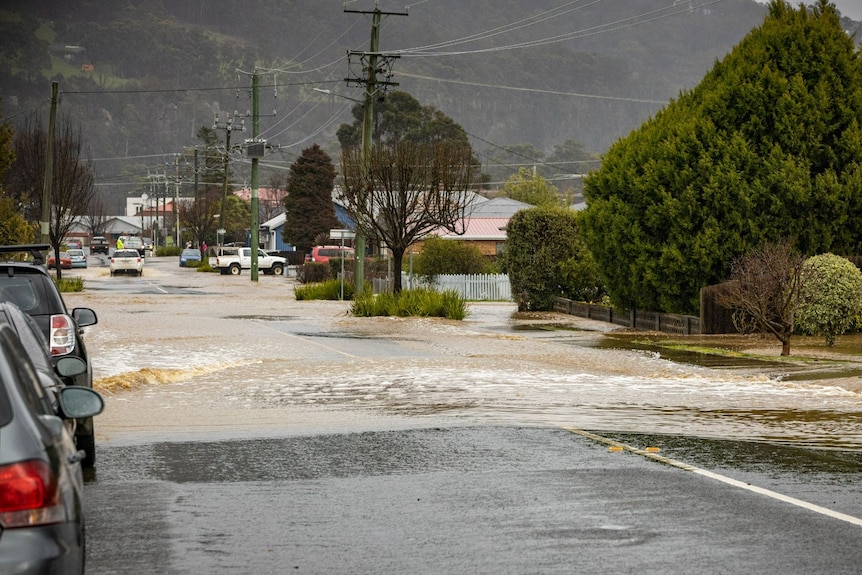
[2,0,858,202]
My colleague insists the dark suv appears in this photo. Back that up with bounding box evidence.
[0,244,99,467]
[90,236,109,255]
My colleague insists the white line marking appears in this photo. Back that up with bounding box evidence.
[562,426,862,528]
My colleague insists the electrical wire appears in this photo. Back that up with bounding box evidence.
[399,72,668,104]
[400,0,601,53]
[396,0,727,57]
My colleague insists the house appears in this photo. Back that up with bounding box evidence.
[423,196,533,257]
[258,191,354,253]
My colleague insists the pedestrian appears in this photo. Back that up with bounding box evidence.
[201,241,207,258]
[116,237,124,250]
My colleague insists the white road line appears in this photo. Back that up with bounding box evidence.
[257,322,358,358]
[562,426,862,528]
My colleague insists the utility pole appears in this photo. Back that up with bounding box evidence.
[236,70,275,283]
[164,155,187,247]
[250,72,261,282]
[40,81,58,246]
[212,113,245,247]
[344,5,405,295]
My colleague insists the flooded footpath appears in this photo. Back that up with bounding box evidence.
[64,258,862,451]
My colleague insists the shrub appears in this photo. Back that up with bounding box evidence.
[796,254,862,345]
[297,262,331,284]
[505,206,605,311]
[411,236,493,281]
[55,276,84,292]
[295,279,355,301]
[156,246,182,257]
[350,288,468,320]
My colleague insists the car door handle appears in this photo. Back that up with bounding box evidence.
[68,450,87,464]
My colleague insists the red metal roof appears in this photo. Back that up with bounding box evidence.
[432,218,510,240]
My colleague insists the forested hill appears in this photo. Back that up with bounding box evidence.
[2,1,859,193]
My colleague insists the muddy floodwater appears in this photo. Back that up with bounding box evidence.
[64,259,862,451]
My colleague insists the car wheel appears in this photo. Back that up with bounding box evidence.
[272,264,284,276]
[76,431,96,469]
[229,264,241,275]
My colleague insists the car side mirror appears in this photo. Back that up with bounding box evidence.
[55,356,87,378]
[58,386,105,419]
[72,307,98,327]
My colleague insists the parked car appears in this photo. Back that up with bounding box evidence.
[0,315,104,575]
[65,238,82,249]
[179,248,202,267]
[110,249,144,276]
[67,248,87,268]
[90,236,109,255]
[305,245,355,264]
[0,244,99,467]
[47,251,72,269]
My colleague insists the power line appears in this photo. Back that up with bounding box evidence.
[399,72,667,104]
[396,0,726,57]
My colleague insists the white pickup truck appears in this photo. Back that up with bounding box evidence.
[212,246,286,276]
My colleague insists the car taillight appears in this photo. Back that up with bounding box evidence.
[50,314,76,356]
[0,460,65,527]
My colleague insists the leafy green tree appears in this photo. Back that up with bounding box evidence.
[482,143,545,186]
[412,236,493,281]
[506,206,604,311]
[0,114,36,244]
[222,194,251,245]
[500,167,560,207]
[336,91,471,149]
[580,0,862,314]
[796,254,862,345]
[282,144,339,253]
[0,196,35,245]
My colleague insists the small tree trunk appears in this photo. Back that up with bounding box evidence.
[781,339,791,356]
[392,249,404,293]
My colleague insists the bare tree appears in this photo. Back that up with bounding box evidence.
[718,240,812,356]
[82,193,109,236]
[8,115,95,278]
[179,187,221,248]
[340,141,474,292]
[262,173,287,222]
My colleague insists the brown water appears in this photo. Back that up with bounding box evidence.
[65,262,862,450]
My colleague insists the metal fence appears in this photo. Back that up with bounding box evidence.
[553,298,701,335]
[373,273,512,301]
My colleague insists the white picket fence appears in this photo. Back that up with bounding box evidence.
[397,273,512,301]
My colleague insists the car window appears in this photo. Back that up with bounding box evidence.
[114,250,138,258]
[0,277,39,312]
[0,305,51,373]
[0,326,53,416]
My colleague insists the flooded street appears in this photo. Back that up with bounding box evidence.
[65,256,862,450]
[67,256,862,574]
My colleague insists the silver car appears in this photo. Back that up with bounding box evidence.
[0,307,104,574]
[109,249,144,276]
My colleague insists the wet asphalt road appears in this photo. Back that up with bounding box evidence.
[73,256,862,574]
[84,427,862,575]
